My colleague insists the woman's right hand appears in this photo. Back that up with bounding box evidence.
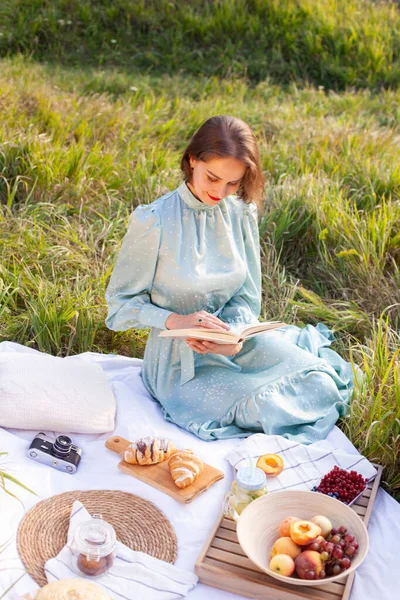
[165,310,230,331]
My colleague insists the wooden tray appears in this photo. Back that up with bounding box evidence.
[105,436,224,504]
[195,464,382,600]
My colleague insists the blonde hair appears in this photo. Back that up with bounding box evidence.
[181,115,264,210]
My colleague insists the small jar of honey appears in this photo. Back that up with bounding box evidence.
[70,513,116,578]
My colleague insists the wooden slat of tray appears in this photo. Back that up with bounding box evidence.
[195,464,382,600]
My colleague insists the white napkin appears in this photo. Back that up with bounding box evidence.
[44,501,198,600]
[225,433,377,494]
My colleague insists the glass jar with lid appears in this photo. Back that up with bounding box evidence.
[70,513,117,578]
[223,466,267,521]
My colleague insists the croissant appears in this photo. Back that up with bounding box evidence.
[168,449,204,489]
[124,436,177,465]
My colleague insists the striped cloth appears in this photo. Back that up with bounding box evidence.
[225,434,377,495]
[44,501,198,600]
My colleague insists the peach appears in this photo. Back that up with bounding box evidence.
[294,550,323,580]
[270,554,295,577]
[270,537,302,560]
[278,516,301,538]
[256,453,284,477]
[311,515,333,538]
[290,520,322,546]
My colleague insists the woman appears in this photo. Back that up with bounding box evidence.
[106,115,355,443]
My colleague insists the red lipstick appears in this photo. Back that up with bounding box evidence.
[207,192,221,201]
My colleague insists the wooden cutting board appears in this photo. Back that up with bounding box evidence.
[105,436,224,504]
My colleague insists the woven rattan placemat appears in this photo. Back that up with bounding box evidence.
[17,489,178,587]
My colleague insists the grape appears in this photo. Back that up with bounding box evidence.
[344,534,354,543]
[340,558,351,569]
[304,570,316,580]
[332,546,344,559]
[345,545,356,558]
[309,542,320,552]
[320,551,330,561]
[319,569,326,579]
[325,542,334,553]
[339,526,347,535]
[331,534,341,544]
[332,564,341,575]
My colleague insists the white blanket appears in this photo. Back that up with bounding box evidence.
[0,341,399,600]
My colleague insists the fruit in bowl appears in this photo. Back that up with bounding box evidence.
[294,550,323,580]
[311,515,332,537]
[269,518,361,580]
[278,516,300,537]
[289,520,322,545]
[270,537,301,560]
[270,554,295,576]
[236,490,369,587]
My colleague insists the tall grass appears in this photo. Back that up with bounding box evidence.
[342,320,400,494]
[1,0,400,90]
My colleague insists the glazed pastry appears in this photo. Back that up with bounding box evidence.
[35,579,112,599]
[124,436,177,465]
[168,449,204,489]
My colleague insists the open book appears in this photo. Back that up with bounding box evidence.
[158,321,286,344]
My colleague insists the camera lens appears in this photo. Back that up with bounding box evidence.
[53,435,72,458]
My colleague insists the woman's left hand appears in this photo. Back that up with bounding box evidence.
[186,339,243,357]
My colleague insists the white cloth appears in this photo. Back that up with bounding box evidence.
[0,351,116,433]
[225,433,377,497]
[0,341,399,600]
[44,500,197,599]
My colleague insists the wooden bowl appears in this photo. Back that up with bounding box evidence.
[236,490,369,586]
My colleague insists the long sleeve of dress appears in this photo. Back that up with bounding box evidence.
[220,202,261,324]
[105,205,173,331]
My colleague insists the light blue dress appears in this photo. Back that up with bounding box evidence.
[106,182,355,443]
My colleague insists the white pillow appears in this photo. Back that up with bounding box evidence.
[0,352,116,433]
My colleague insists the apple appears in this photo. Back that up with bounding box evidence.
[269,554,295,577]
[270,537,302,560]
[311,515,333,538]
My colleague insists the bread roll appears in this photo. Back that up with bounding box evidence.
[34,579,112,600]
[168,449,204,488]
[124,436,177,465]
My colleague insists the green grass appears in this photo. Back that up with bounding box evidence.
[0,1,399,500]
[1,0,400,90]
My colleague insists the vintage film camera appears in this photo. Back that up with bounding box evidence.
[28,432,82,474]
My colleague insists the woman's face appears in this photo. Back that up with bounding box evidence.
[188,156,246,206]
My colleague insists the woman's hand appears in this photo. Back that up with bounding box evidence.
[186,339,243,357]
[165,310,230,331]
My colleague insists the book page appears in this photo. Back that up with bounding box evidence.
[239,321,286,338]
[159,329,240,344]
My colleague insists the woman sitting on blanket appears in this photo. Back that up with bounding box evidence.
[105,115,355,444]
